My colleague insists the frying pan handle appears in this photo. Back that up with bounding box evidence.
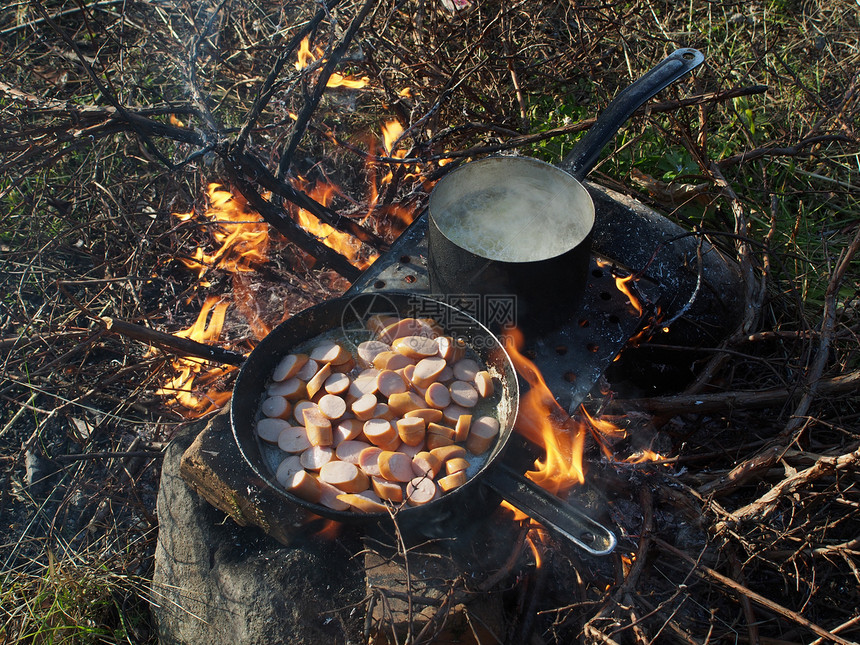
[559,48,705,181]
[483,463,617,556]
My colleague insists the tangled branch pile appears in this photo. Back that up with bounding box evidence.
[1,0,858,642]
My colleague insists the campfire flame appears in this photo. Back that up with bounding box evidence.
[295,36,369,89]
[292,176,377,270]
[615,274,643,316]
[503,328,586,495]
[595,259,643,316]
[155,295,237,414]
[174,184,269,279]
[163,184,277,415]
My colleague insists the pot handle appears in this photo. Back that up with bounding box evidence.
[482,463,617,556]
[559,48,705,181]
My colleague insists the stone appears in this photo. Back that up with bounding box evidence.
[151,423,364,645]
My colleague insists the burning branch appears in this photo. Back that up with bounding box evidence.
[276,0,377,179]
[101,317,245,366]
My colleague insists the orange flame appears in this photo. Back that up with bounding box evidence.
[615,274,643,316]
[595,259,643,316]
[174,183,268,279]
[623,448,667,464]
[381,120,405,158]
[294,36,369,89]
[503,328,585,495]
[155,296,237,415]
[292,176,377,270]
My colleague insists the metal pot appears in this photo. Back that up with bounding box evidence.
[428,48,705,332]
[231,292,615,555]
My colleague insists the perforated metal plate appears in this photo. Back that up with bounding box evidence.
[349,212,654,414]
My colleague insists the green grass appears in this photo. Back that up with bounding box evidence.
[1,551,150,644]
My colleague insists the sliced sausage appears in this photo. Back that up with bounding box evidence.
[429,444,467,464]
[286,470,323,504]
[317,479,351,511]
[277,426,312,453]
[396,364,415,384]
[318,394,347,420]
[406,476,439,506]
[324,372,350,396]
[295,358,320,382]
[387,391,425,416]
[293,400,318,425]
[404,408,444,424]
[320,460,370,493]
[437,365,454,383]
[452,358,480,382]
[271,353,309,382]
[267,377,306,400]
[442,403,469,427]
[349,371,379,398]
[438,470,467,492]
[474,370,495,398]
[330,356,356,373]
[466,416,500,455]
[261,395,292,420]
[372,351,414,371]
[371,476,404,503]
[366,314,399,335]
[392,335,439,359]
[358,446,383,477]
[411,451,442,478]
[427,422,455,440]
[435,336,466,363]
[378,451,415,483]
[395,417,426,446]
[336,492,388,513]
[333,418,363,444]
[454,414,472,442]
[335,440,369,464]
[275,455,304,487]
[372,402,395,421]
[426,432,454,450]
[310,339,351,365]
[305,362,332,399]
[376,370,407,398]
[351,393,378,421]
[357,340,392,366]
[363,418,398,447]
[449,380,479,408]
[257,417,289,444]
[424,382,451,409]
[411,357,447,388]
[300,445,334,471]
[303,408,333,446]
[397,441,425,459]
[445,457,470,475]
[378,318,437,344]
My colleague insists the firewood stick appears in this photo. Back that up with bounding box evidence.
[728,547,760,645]
[225,168,362,281]
[617,370,860,414]
[277,0,377,179]
[654,538,858,645]
[808,614,860,645]
[717,447,860,527]
[101,317,246,365]
[233,150,387,250]
[700,225,860,497]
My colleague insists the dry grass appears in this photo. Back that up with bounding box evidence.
[1,0,858,642]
